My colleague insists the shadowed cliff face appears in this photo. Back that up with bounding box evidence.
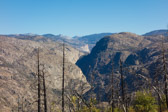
[0,36,90,112]
[76,32,168,101]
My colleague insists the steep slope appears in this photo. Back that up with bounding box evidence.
[76,32,168,101]
[77,32,145,76]
[0,36,90,112]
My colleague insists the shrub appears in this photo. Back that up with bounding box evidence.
[133,91,158,112]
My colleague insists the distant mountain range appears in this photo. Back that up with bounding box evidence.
[41,33,114,52]
[143,29,168,36]
[1,29,167,53]
[1,33,114,53]
[77,33,114,50]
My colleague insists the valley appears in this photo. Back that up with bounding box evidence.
[0,29,168,111]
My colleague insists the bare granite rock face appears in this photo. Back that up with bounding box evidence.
[76,32,168,101]
[0,36,90,112]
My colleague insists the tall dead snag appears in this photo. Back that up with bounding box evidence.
[73,90,91,108]
[161,36,168,109]
[90,70,94,103]
[153,66,163,112]
[42,66,47,112]
[111,62,114,112]
[119,60,126,112]
[17,95,20,112]
[62,43,65,112]
[37,48,41,112]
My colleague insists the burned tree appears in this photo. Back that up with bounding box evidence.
[120,60,125,104]
[36,48,48,112]
[42,65,47,112]
[36,49,49,112]
[62,43,65,112]
[119,60,127,112]
[37,48,41,112]
[111,62,114,112]
[161,36,168,109]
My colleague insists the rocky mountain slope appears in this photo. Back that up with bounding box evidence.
[76,32,168,101]
[1,29,167,111]
[3,33,114,53]
[4,30,168,53]
[0,36,90,112]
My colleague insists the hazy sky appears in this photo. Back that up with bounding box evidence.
[0,0,168,36]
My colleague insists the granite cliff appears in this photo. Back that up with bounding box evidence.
[76,32,168,101]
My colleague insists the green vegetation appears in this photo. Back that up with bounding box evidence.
[64,91,167,112]
[133,91,157,112]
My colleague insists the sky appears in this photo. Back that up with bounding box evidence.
[0,0,168,37]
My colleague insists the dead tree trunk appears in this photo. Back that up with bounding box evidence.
[154,68,162,112]
[18,95,20,112]
[62,43,65,112]
[21,96,24,112]
[73,90,91,108]
[161,36,168,109]
[37,48,41,112]
[119,60,126,112]
[42,66,47,112]
[120,60,125,104]
[111,63,114,112]
[158,93,162,112]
